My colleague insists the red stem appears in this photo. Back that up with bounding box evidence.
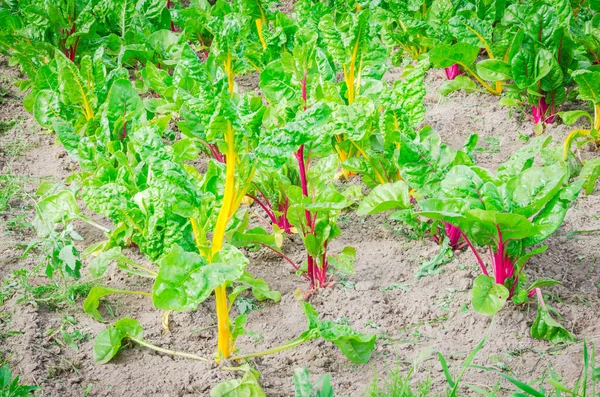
[459,229,489,276]
[167,0,175,32]
[495,225,505,285]
[260,244,307,279]
[247,194,278,225]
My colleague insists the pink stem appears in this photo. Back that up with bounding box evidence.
[495,225,505,285]
[459,229,489,276]
[260,244,307,279]
[535,288,547,309]
[247,194,278,225]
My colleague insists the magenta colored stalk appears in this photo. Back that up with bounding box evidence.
[494,225,505,285]
[445,222,463,250]
[546,93,556,124]
[259,244,308,280]
[444,64,463,80]
[247,194,278,225]
[297,70,320,288]
[277,200,293,234]
[533,96,553,124]
[459,229,489,276]
[297,146,316,288]
[207,143,224,163]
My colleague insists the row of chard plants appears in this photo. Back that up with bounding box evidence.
[1,0,600,393]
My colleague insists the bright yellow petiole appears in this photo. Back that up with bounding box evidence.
[211,122,236,360]
[462,24,503,96]
[562,104,600,160]
[209,58,238,360]
[256,19,266,50]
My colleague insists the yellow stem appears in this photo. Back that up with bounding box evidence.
[211,123,236,360]
[350,142,386,184]
[256,19,267,50]
[210,62,238,360]
[594,104,600,131]
[257,0,267,24]
[462,65,501,95]
[495,81,503,93]
[246,57,262,74]
[225,56,234,96]
[347,37,360,105]
[563,129,590,160]
[356,56,364,98]
[190,218,203,248]
[464,24,494,59]
[230,167,256,217]
[335,144,347,162]
[460,25,504,95]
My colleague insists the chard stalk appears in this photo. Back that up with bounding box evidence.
[494,226,505,285]
[230,337,308,361]
[562,104,600,159]
[256,19,267,49]
[166,0,175,32]
[459,229,489,276]
[129,336,210,362]
[209,58,238,360]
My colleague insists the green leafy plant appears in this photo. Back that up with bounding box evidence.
[561,69,600,160]
[418,138,583,342]
[500,1,580,127]
[257,28,356,290]
[0,364,36,397]
[293,368,334,397]
[93,302,376,365]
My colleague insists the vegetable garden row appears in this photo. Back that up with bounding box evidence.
[1,0,599,394]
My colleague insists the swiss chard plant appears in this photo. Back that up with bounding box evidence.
[93,302,376,367]
[560,69,600,159]
[423,0,511,95]
[499,1,581,128]
[376,1,437,63]
[257,28,358,290]
[317,7,388,175]
[418,138,584,343]
[342,59,427,187]
[0,0,98,69]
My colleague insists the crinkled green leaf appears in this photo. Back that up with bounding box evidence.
[357,181,410,215]
[506,162,568,218]
[153,244,247,311]
[579,158,600,194]
[524,180,585,246]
